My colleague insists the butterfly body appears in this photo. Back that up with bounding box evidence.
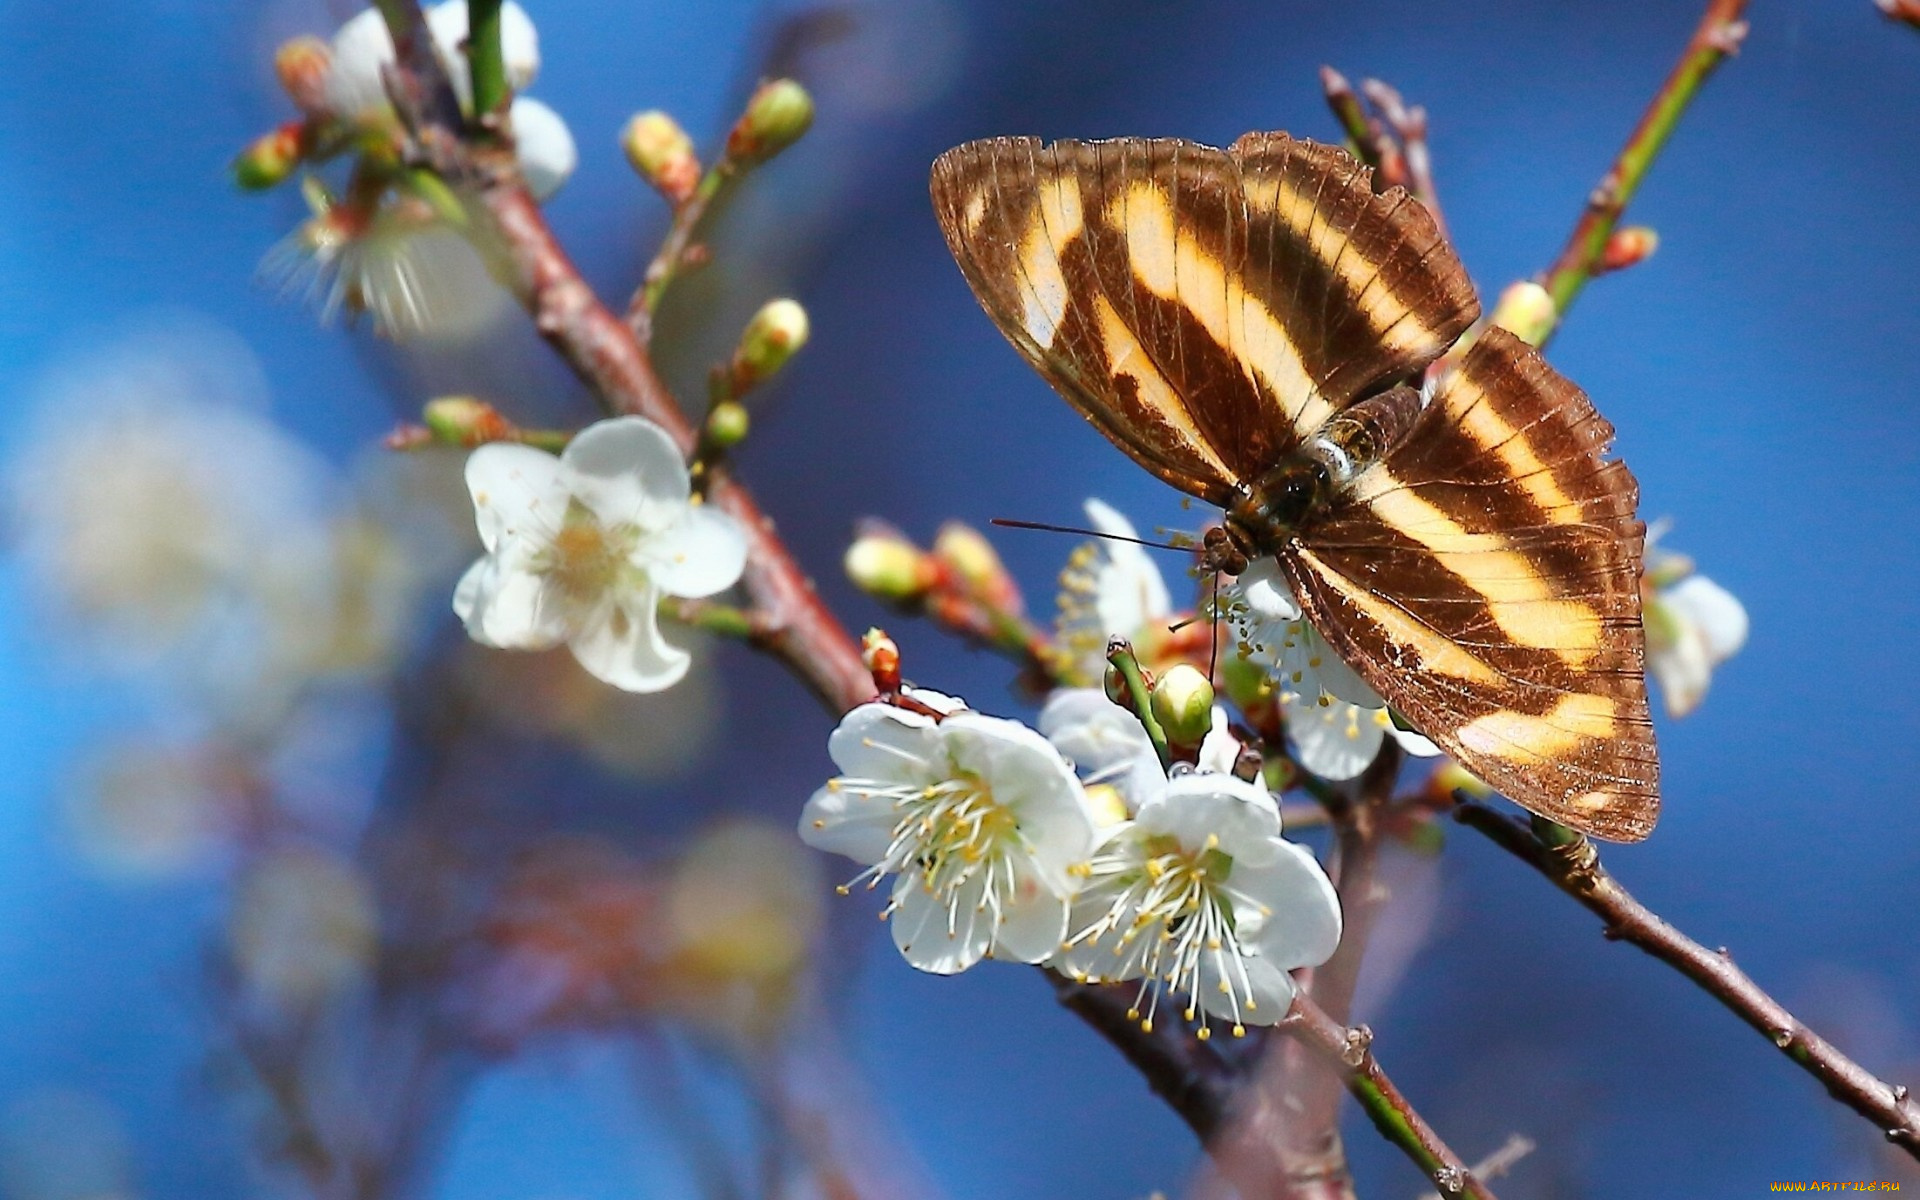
[931,132,1660,842]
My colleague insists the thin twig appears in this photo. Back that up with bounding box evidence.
[1417,1134,1536,1200]
[374,2,872,716]
[1281,994,1497,1200]
[629,165,738,345]
[1456,802,1920,1159]
[1536,0,1750,339]
[1360,79,1447,239]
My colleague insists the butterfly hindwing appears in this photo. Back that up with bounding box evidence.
[1282,327,1659,841]
[930,135,1480,498]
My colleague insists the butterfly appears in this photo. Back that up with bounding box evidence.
[930,133,1658,842]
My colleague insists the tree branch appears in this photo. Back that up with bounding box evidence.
[1456,802,1920,1159]
[1537,0,1750,339]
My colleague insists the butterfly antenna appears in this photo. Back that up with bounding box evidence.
[990,517,1190,553]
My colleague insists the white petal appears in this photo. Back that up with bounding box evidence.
[944,713,1096,891]
[326,8,397,118]
[1202,954,1298,1026]
[890,875,992,975]
[1137,771,1281,866]
[1238,841,1343,970]
[1083,498,1173,630]
[1196,706,1241,775]
[567,587,690,692]
[465,442,568,554]
[1295,622,1382,706]
[510,97,576,201]
[1039,688,1153,777]
[901,686,966,715]
[1387,723,1443,757]
[798,782,899,865]
[559,417,690,531]
[990,873,1071,964]
[1235,558,1300,621]
[453,555,569,649]
[1650,624,1713,718]
[636,505,748,599]
[1666,575,1748,664]
[826,703,940,781]
[1287,695,1386,781]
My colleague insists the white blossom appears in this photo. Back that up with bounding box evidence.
[1038,687,1163,815]
[425,0,541,108]
[1646,571,1748,718]
[1054,499,1175,683]
[510,97,576,200]
[1057,769,1341,1037]
[323,2,540,122]
[801,700,1098,975]
[453,416,747,693]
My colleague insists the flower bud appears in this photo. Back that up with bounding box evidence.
[727,79,814,165]
[1600,225,1659,273]
[1151,664,1215,748]
[845,530,936,603]
[931,521,1019,611]
[232,123,306,191]
[622,110,701,205]
[423,396,513,446]
[1489,280,1558,347]
[731,298,809,387]
[861,628,901,692]
[275,35,333,113]
[704,400,750,450]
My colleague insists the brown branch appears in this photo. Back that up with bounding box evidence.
[1536,0,1750,338]
[1359,79,1447,239]
[1457,803,1920,1159]
[374,3,872,717]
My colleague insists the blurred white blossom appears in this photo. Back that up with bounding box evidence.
[324,1,541,122]
[1038,687,1163,814]
[454,416,747,693]
[801,697,1097,974]
[228,844,377,1009]
[1645,550,1748,718]
[509,96,576,200]
[1057,769,1341,1036]
[1054,499,1174,684]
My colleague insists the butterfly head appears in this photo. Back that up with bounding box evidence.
[1218,456,1332,569]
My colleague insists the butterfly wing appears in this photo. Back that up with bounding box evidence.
[930,135,1479,502]
[1281,327,1660,841]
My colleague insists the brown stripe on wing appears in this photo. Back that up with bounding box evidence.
[931,136,1240,504]
[1283,329,1657,842]
[1230,133,1481,435]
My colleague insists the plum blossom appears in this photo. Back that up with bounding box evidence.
[1038,687,1164,815]
[324,2,540,124]
[1057,768,1341,1037]
[800,697,1098,975]
[1221,559,1438,779]
[1644,554,1748,718]
[1054,499,1176,683]
[453,416,747,693]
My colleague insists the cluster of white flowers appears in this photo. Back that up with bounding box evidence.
[800,686,1341,1034]
[1642,532,1748,717]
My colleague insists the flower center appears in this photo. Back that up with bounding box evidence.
[538,500,639,603]
[1065,832,1265,1039]
[835,770,1031,937]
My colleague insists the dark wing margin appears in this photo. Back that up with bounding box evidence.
[1282,327,1659,841]
[929,133,1481,495]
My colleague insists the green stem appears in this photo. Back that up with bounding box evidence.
[662,596,758,640]
[633,163,735,339]
[466,0,508,119]
[1105,640,1170,770]
[1536,0,1749,340]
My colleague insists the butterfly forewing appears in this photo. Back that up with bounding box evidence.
[930,134,1480,494]
[1283,328,1659,840]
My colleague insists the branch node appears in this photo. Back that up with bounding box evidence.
[1341,1023,1374,1068]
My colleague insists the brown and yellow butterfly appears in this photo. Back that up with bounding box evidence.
[930,132,1659,842]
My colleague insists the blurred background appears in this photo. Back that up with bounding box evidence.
[2,0,1917,1196]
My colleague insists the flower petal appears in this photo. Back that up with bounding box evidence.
[1197,706,1242,775]
[890,873,992,975]
[1200,954,1298,1026]
[566,587,691,693]
[1238,840,1343,970]
[1234,558,1300,622]
[1137,771,1281,866]
[826,702,940,781]
[509,98,577,201]
[326,8,397,118]
[1083,498,1173,630]
[1287,695,1387,781]
[636,504,748,599]
[1039,688,1154,779]
[466,443,568,556]
[559,417,690,531]
[798,781,900,865]
[991,873,1071,964]
[944,713,1096,890]
[453,555,569,649]
[1666,574,1748,664]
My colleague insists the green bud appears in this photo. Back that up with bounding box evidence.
[622,110,701,204]
[931,522,1014,606]
[1150,664,1215,748]
[728,79,814,164]
[1489,280,1558,347]
[232,124,305,191]
[845,533,935,602]
[423,396,512,446]
[733,298,810,385]
[704,400,750,449]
